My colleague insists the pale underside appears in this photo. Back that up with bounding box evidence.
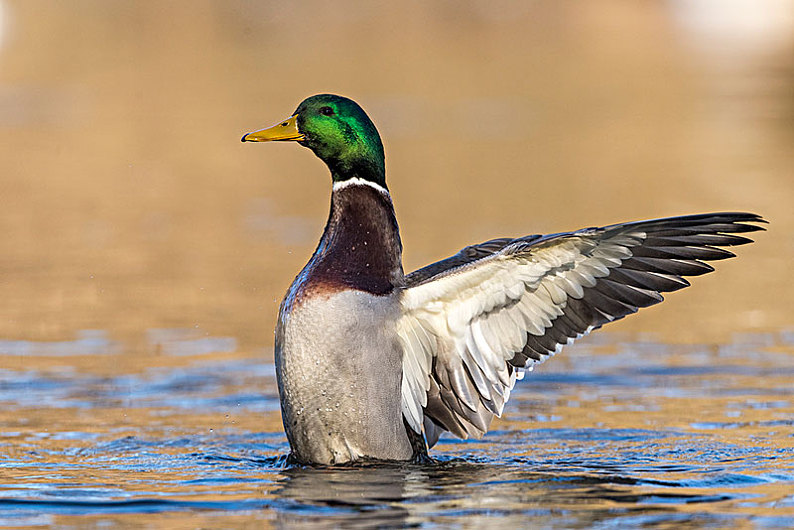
[277,288,415,464]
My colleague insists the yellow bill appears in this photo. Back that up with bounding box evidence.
[241,114,305,142]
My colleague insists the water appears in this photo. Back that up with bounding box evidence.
[1,1,793,527]
[1,331,792,527]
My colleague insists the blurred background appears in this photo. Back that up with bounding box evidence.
[1,0,792,355]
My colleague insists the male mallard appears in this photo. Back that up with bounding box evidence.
[242,94,765,465]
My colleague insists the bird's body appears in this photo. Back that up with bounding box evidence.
[275,183,414,462]
[277,288,412,462]
[242,94,765,465]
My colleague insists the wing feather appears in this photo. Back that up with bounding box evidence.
[397,212,765,442]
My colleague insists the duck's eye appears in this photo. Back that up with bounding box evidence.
[319,106,335,116]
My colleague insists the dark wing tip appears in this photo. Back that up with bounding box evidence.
[726,212,768,231]
[506,211,766,363]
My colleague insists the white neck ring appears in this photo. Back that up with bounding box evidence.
[332,177,389,196]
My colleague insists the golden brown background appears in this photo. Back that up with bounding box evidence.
[1,1,792,354]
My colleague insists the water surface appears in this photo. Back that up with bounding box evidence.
[1,331,793,527]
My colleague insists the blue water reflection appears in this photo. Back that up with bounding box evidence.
[0,330,792,526]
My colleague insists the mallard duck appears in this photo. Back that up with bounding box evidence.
[242,94,765,465]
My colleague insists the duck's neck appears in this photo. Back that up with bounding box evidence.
[309,179,403,295]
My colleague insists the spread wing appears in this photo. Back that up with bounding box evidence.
[396,212,765,446]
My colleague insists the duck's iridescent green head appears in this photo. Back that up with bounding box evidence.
[242,94,386,188]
